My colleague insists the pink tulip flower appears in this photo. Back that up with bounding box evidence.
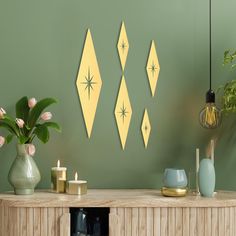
[26,144,36,156]
[41,112,52,121]
[0,108,6,119]
[15,118,25,128]
[0,136,5,147]
[28,98,37,109]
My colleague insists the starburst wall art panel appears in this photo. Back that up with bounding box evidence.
[117,21,129,71]
[146,40,160,97]
[76,29,102,138]
[141,109,151,148]
[115,76,132,150]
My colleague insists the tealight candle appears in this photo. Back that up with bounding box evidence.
[51,160,67,193]
[66,172,87,195]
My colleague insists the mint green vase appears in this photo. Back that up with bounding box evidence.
[8,144,41,195]
[198,158,215,197]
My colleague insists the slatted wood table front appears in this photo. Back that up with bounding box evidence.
[0,190,236,236]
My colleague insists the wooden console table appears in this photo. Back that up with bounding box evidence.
[0,189,236,236]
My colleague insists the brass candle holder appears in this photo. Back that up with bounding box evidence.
[66,172,87,195]
[51,160,67,193]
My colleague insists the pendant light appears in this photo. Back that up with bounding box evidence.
[199,0,221,129]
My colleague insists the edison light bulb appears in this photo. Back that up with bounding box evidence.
[199,90,221,129]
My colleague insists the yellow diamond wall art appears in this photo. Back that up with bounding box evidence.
[141,109,151,148]
[115,76,132,150]
[76,29,102,138]
[146,40,160,97]
[117,22,129,71]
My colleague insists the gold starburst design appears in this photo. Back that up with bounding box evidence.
[81,67,97,100]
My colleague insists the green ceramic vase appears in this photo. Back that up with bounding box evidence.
[8,144,41,195]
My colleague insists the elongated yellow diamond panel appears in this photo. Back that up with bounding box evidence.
[115,76,132,150]
[141,109,151,148]
[76,29,102,138]
[117,22,129,71]
[146,40,160,97]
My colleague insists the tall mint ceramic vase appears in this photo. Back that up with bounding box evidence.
[198,158,215,197]
[8,144,41,195]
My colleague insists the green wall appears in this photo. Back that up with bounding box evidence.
[0,0,236,191]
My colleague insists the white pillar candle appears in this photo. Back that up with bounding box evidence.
[51,160,67,193]
[66,172,87,195]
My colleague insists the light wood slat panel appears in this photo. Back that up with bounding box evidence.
[55,208,63,236]
[26,208,34,236]
[230,207,234,236]
[234,207,236,236]
[204,208,211,236]
[8,207,13,236]
[118,208,125,236]
[153,208,160,236]
[48,208,55,236]
[19,208,27,236]
[0,204,5,235]
[131,208,139,236]
[9,207,18,236]
[219,208,225,236]
[176,208,182,236]
[110,207,117,214]
[182,208,189,236]
[196,208,204,236]
[146,208,153,236]
[211,208,218,236]
[168,208,175,236]
[59,213,70,236]
[125,208,132,236]
[139,208,146,236]
[225,207,230,236]
[189,208,197,236]
[5,205,9,236]
[0,205,3,236]
[40,208,48,236]
[34,208,41,236]
[160,208,168,236]
[109,212,119,236]
[0,205,2,236]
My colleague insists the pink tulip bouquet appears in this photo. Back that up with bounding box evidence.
[0,97,61,155]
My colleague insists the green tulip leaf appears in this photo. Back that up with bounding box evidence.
[41,122,61,132]
[5,134,13,144]
[15,96,30,124]
[34,124,49,143]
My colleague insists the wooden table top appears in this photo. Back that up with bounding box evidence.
[0,189,236,208]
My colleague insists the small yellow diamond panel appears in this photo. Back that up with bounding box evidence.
[146,40,160,97]
[115,76,132,150]
[76,29,102,138]
[141,109,151,148]
[117,22,129,72]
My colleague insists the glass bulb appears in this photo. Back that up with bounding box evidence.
[199,103,221,129]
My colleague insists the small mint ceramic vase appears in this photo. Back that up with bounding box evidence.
[198,158,215,197]
[8,144,41,195]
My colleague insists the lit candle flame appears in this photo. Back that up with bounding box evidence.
[75,172,78,181]
[57,160,60,168]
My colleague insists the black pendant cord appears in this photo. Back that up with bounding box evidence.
[209,0,212,91]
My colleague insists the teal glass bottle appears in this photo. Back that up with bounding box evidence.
[198,158,215,197]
